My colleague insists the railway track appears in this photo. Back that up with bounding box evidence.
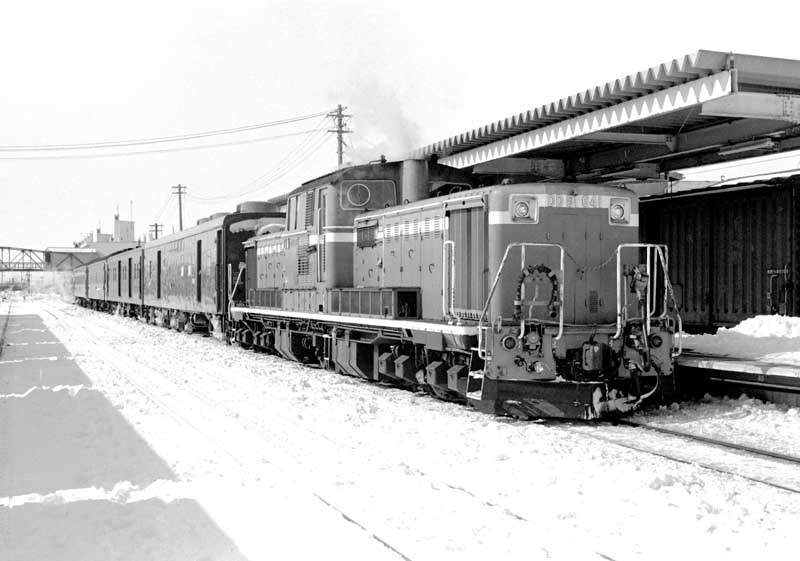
[49,302,800,499]
[563,419,800,495]
[0,299,13,360]
[616,418,800,465]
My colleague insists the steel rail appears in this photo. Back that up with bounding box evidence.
[557,421,800,495]
[45,305,416,561]
[614,419,800,465]
[0,299,12,360]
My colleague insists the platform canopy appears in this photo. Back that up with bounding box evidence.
[414,50,800,181]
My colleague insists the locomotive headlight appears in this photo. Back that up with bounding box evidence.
[513,201,530,218]
[608,197,630,224]
[510,195,538,222]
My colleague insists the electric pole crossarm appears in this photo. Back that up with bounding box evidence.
[171,184,187,231]
[327,104,352,167]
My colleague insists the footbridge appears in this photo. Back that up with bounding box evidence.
[0,247,46,272]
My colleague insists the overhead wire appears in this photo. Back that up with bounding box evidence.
[0,129,321,161]
[0,110,334,152]
[187,132,332,203]
[187,116,334,202]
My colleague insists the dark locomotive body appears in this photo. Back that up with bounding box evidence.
[230,159,680,419]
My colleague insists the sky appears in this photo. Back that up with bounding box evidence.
[2,0,800,249]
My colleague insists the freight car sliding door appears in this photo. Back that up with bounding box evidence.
[711,188,795,324]
[642,185,796,329]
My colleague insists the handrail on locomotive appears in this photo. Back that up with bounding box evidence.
[477,241,682,362]
[614,243,682,358]
[477,242,566,361]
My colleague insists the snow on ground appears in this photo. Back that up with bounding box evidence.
[683,314,800,366]
[3,295,800,560]
[636,394,800,458]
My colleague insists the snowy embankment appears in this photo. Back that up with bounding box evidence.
[683,314,800,365]
[2,296,800,560]
[634,314,800,456]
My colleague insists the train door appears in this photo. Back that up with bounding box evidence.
[316,187,327,284]
[400,217,421,287]
[128,257,132,298]
[139,253,144,301]
[157,250,162,299]
[446,205,486,320]
[216,230,223,313]
[196,240,202,303]
[420,211,444,319]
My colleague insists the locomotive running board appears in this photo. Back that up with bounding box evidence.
[230,306,480,336]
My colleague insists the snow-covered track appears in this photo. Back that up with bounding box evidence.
[43,306,416,561]
[564,421,800,495]
[615,419,800,466]
[0,299,13,360]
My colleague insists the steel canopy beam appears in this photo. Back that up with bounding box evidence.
[576,132,676,147]
[440,71,734,168]
[575,118,797,174]
[701,92,800,123]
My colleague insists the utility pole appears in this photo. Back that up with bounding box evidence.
[327,104,352,168]
[149,223,163,240]
[172,184,186,231]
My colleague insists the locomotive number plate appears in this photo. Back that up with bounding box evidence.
[545,194,601,208]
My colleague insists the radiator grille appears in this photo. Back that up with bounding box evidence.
[589,290,599,313]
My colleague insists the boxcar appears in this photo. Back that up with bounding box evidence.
[641,178,799,330]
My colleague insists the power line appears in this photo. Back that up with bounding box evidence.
[187,117,332,202]
[0,110,334,152]
[0,129,320,161]
[188,132,333,203]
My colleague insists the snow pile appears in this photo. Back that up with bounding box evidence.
[683,314,800,365]
[638,393,800,457]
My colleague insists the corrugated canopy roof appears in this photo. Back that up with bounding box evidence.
[415,50,800,181]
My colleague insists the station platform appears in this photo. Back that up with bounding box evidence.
[676,352,800,407]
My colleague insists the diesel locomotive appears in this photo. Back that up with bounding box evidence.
[229,158,681,419]
[73,157,681,419]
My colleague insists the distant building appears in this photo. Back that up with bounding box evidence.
[75,214,139,258]
[114,215,135,242]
